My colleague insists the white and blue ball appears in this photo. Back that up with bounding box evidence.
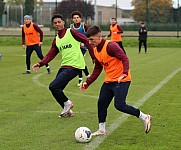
[75,127,92,143]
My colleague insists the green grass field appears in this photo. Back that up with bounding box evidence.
[0,38,181,150]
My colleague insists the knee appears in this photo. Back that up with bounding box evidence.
[49,83,55,92]
[114,101,126,111]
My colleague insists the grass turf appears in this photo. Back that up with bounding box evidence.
[0,44,180,150]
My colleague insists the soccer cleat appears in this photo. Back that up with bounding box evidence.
[91,130,106,136]
[77,80,83,87]
[22,71,31,74]
[144,114,151,133]
[59,109,74,118]
[60,102,74,117]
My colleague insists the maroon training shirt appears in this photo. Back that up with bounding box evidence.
[38,28,95,67]
[86,39,129,85]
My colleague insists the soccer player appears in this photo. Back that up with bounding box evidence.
[22,15,51,74]
[105,17,126,54]
[80,25,151,136]
[138,22,148,54]
[32,14,94,118]
[70,11,90,86]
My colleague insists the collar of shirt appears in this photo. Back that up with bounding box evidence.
[73,23,81,28]
[25,22,31,27]
[96,39,106,52]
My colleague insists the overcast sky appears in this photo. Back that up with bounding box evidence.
[44,0,180,9]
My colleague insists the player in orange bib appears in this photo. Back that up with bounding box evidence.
[22,15,51,74]
[80,25,152,136]
[105,17,126,54]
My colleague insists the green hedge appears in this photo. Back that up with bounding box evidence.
[0,37,180,48]
[99,23,181,31]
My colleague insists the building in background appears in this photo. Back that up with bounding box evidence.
[2,2,124,27]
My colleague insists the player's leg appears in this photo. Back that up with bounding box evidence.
[77,70,83,87]
[83,66,90,78]
[116,41,126,54]
[34,44,51,74]
[23,46,33,74]
[113,81,151,133]
[138,40,142,53]
[143,40,147,53]
[81,48,90,79]
[49,68,80,117]
[92,83,114,136]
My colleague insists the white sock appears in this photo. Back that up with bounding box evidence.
[64,100,72,106]
[86,75,90,79]
[99,122,106,132]
[46,66,50,69]
[139,111,148,121]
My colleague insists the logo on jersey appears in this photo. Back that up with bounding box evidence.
[59,44,72,51]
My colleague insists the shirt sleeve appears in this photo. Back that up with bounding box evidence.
[33,23,43,42]
[84,24,89,32]
[86,58,103,85]
[117,25,123,34]
[39,38,59,67]
[22,27,25,45]
[107,42,129,75]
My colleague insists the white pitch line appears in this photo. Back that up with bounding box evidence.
[35,110,87,114]
[32,72,98,99]
[85,67,181,150]
[32,72,135,105]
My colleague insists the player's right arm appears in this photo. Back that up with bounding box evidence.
[22,27,26,48]
[32,39,59,72]
[80,59,103,91]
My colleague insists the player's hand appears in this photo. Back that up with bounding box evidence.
[80,43,84,48]
[22,45,26,49]
[80,82,89,92]
[118,74,127,83]
[39,42,43,46]
[32,63,40,72]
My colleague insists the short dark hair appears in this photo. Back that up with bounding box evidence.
[51,14,64,22]
[111,17,117,20]
[86,25,101,38]
[71,11,82,19]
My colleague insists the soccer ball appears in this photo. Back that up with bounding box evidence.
[75,127,92,143]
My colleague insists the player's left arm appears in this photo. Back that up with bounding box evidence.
[33,23,43,45]
[107,42,129,81]
[84,23,89,32]
[117,25,123,34]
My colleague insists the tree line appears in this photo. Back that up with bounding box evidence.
[0,0,180,25]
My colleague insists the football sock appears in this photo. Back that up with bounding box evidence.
[99,122,106,132]
[86,75,90,79]
[139,111,147,121]
[64,100,72,106]
[78,78,83,83]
